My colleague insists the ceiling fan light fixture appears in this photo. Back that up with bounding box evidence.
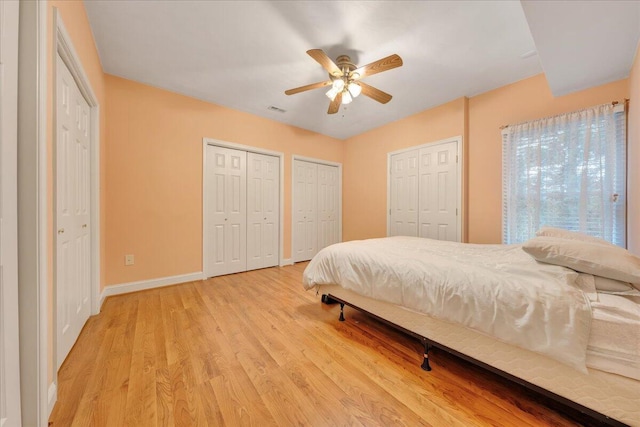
[326,87,339,101]
[285,49,403,114]
[332,78,345,91]
[348,82,362,98]
[342,90,353,105]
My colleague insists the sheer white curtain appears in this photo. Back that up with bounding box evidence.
[502,103,626,246]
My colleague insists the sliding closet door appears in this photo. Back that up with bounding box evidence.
[389,149,419,236]
[247,152,279,270]
[418,141,459,241]
[205,145,247,276]
[293,160,318,262]
[317,163,339,251]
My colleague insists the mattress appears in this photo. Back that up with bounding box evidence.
[587,294,640,380]
[319,284,640,427]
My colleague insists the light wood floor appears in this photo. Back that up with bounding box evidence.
[50,263,587,426]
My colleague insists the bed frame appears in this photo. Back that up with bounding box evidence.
[319,286,640,427]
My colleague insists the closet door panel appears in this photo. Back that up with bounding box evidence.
[247,152,279,270]
[418,141,458,241]
[317,164,339,251]
[293,160,318,262]
[205,145,247,276]
[389,150,419,237]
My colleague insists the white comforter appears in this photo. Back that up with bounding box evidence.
[303,236,593,372]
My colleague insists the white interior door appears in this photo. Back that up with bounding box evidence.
[389,150,419,236]
[247,152,279,270]
[56,52,91,369]
[317,164,339,251]
[0,0,22,423]
[205,145,247,277]
[418,141,459,241]
[293,160,318,262]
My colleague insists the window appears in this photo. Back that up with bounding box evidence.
[502,103,626,246]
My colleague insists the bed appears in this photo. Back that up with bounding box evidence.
[302,234,640,426]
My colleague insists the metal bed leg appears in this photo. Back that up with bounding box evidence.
[339,303,345,321]
[321,294,337,304]
[421,340,432,371]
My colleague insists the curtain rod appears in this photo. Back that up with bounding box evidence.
[499,98,629,130]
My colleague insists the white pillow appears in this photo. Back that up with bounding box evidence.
[594,276,640,295]
[535,226,616,247]
[522,236,640,285]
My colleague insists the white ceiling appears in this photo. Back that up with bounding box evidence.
[84,1,640,140]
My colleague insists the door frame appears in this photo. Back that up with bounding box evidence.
[202,138,284,277]
[386,136,463,241]
[52,9,101,371]
[291,155,343,263]
[1,0,22,424]
[17,0,49,423]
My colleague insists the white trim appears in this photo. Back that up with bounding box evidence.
[280,258,293,267]
[17,0,48,423]
[100,272,205,308]
[0,0,22,424]
[202,138,285,277]
[47,382,57,417]
[386,136,464,241]
[291,155,343,263]
[38,1,48,422]
[291,155,342,168]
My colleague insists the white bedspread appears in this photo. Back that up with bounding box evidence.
[302,236,592,372]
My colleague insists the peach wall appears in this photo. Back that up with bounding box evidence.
[467,74,629,243]
[47,1,106,384]
[343,98,466,242]
[105,75,343,286]
[628,42,640,255]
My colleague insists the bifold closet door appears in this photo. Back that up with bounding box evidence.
[293,160,318,262]
[418,141,458,241]
[205,145,247,276]
[317,164,339,250]
[56,52,92,369]
[389,149,419,236]
[247,152,279,270]
[293,159,340,262]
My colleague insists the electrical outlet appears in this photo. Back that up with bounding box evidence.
[125,254,134,266]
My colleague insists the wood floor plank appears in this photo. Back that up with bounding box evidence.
[50,263,587,426]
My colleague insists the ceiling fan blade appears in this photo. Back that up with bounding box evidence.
[285,80,332,95]
[307,49,344,77]
[359,82,393,104]
[328,92,342,114]
[351,54,403,80]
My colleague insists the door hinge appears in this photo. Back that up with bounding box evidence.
[456,154,459,163]
[456,208,458,216]
[389,209,391,215]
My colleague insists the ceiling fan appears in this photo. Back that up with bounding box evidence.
[285,49,403,114]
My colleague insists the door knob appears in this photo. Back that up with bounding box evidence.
[58,228,64,234]
[264,217,267,220]
[82,224,87,228]
[225,218,228,221]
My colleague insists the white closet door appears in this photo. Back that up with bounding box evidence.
[56,53,91,369]
[418,141,458,241]
[247,152,279,270]
[205,145,247,276]
[293,160,318,262]
[389,150,419,236]
[317,164,339,251]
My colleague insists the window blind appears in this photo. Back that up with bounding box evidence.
[502,103,627,246]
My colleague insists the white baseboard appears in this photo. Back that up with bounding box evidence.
[280,258,293,266]
[99,271,204,308]
[48,381,57,416]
